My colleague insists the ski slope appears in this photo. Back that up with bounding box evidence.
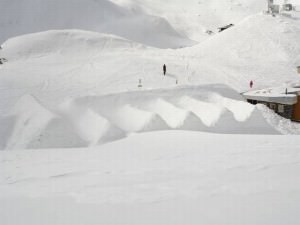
[1,0,300,224]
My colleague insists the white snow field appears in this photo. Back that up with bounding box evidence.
[1,0,300,224]
[1,132,300,225]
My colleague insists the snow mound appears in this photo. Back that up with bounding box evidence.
[140,98,205,130]
[107,104,169,132]
[0,0,195,48]
[27,117,86,149]
[5,95,56,150]
[209,94,255,121]
[175,95,279,134]
[176,96,226,127]
[3,95,89,150]
[1,95,127,150]
[0,85,288,150]
[59,100,126,146]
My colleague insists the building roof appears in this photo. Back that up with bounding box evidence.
[242,86,300,105]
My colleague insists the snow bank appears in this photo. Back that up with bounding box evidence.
[257,104,300,134]
[0,84,287,150]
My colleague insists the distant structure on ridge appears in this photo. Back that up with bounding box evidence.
[266,0,294,15]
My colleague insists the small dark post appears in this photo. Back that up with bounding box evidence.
[138,79,142,88]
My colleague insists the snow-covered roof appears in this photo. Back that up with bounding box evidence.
[242,86,300,105]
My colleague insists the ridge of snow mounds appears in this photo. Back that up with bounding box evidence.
[175,96,243,133]
[59,100,126,145]
[105,104,169,133]
[139,98,205,130]
[176,96,229,127]
[209,94,255,121]
[2,95,86,150]
[1,95,126,150]
[175,95,278,134]
[0,0,195,48]
[0,85,284,150]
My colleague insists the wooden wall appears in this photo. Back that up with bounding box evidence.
[292,96,300,121]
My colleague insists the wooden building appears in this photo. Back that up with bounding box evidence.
[243,87,300,122]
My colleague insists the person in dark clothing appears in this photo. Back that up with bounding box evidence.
[163,64,167,76]
[250,80,254,89]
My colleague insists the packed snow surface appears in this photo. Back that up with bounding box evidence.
[1,0,300,224]
[1,132,300,225]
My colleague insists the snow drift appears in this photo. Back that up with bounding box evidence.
[0,85,284,150]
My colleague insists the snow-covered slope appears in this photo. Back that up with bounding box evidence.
[186,13,300,90]
[1,1,300,224]
[0,10,299,150]
[112,0,267,42]
[0,0,195,48]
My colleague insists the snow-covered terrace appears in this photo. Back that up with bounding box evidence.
[242,86,300,105]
